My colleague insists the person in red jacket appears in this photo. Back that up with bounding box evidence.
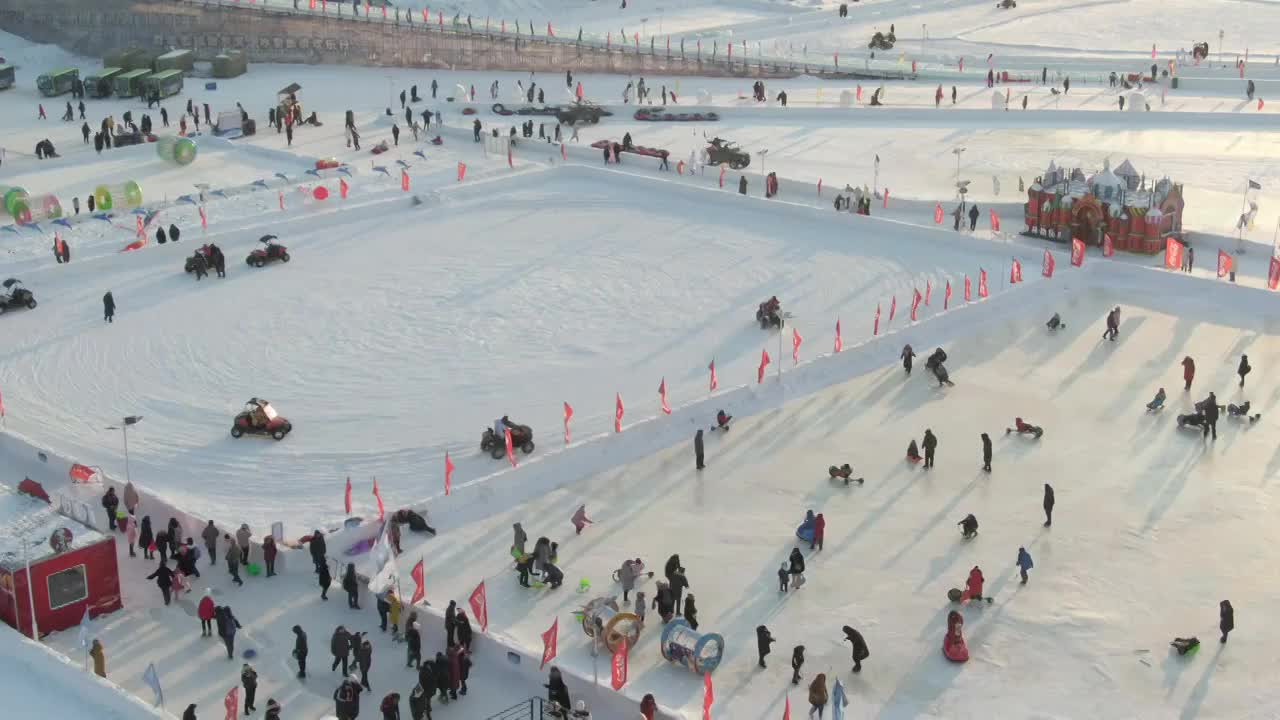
[962,566,985,602]
[812,514,826,551]
[640,693,657,720]
[446,644,462,700]
[198,589,216,637]
[1182,356,1196,391]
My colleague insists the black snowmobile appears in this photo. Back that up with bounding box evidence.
[706,137,750,170]
[481,415,535,458]
[869,31,896,50]
[0,278,37,314]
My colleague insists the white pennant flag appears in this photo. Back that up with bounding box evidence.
[141,663,163,707]
[366,521,399,594]
[77,605,91,649]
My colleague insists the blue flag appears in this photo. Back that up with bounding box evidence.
[141,663,163,707]
[832,679,848,720]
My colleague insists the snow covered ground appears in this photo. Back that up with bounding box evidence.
[3,0,1280,713]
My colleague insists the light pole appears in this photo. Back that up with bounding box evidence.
[385,75,394,115]
[105,415,143,485]
[953,147,967,210]
[922,24,927,57]
[1219,29,1224,67]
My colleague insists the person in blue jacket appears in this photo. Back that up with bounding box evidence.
[1016,547,1034,584]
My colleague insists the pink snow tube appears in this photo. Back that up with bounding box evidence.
[943,610,969,663]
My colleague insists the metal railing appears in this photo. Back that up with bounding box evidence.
[484,697,547,720]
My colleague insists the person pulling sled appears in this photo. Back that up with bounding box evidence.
[1005,418,1044,439]
[1046,312,1064,331]
[925,348,954,386]
[712,409,733,432]
[1170,637,1201,656]
[828,464,864,485]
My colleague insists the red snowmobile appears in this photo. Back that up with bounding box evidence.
[231,398,293,441]
[246,235,289,268]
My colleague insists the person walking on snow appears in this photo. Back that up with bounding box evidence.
[262,535,277,577]
[224,536,243,586]
[202,521,219,565]
[1238,355,1251,387]
[922,429,938,469]
[809,673,829,718]
[139,516,154,559]
[901,344,915,374]
[1220,600,1234,643]
[456,610,474,651]
[1103,306,1120,341]
[694,429,705,470]
[1182,356,1196,391]
[963,566,986,602]
[757,625,776,668]
[147,561,175,605]
[236,524,252,565]
[811,513,826,551]
[331,626,352,675]
[1202,391,1219,440]
[778,562,790,592]
[343,563,360,608]
[981,432,992,472]
[968,204,980,231]
[935,85,943,107]
[309,529,327,574]
[788,547,806,588]
[512,522,528,557]
[102,488,120,530]
[1016,547,1034,584]
[198,589,215,636]
[791,645,805,685]
[843,626,870,673]
[293,625,308,679]
[217,606,243,660]
[319,557,332,600]
[241,663,259,714]
[90,639,106,677]
[357,636,374,690]
[1043,483,1055,526]
[571,505,593,535]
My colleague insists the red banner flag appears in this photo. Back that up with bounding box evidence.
[438,11,443,26]
[1164,238,1184,270]
[1152,43,1157,58]
[198,206,207,228]
[889,295,897,321]
[883,188,890,208]
[728,42,732,59]
[718,166,725,188]
[1269,256,1280,290]
[934,203,944,224]
[540,618,559,669]
[924,280,932,306]
[444,451,454,495]
[611,638,629,690]
[504,427,516,467]
[834,319,843,353]
[1217,249,1234,278]
[344,476,352,514]
[708,360,718,391]
[372,478,385,521]
[1103,232,1114,257]
[856,85,862,101]
[508,145,514,168]
[964,275,972,301]
[457,162,467,181]
[224,687,239,720]
[410,559,425,604]
[561,143,567,161]
[783,695,791,720]
[1071,238,1085,267]
[563,401,573,444]
[401,170,410,191]
[423,8,428,21]
[658,378,671,415]
[615,393,624,433]
[548,22,554,36]
[1259,98,1265,111]
[0,388,5,418]
[791,328,803,364]
[1041,250,1054,278]
[309,0,315,8]
[944,280,952,310]
[873,303,880,336]
[990,209,1001,232]
[978,269,989,298]
[703,672,714,720]
[382,4,387,17]
[278,191,285,211]
[469,581,489,631]
[758,349,771,383]
[817,178,822,196]
[1011,258,1023,284]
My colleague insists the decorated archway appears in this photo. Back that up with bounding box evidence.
[1072,196,1104,245]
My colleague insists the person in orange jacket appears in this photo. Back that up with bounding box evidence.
[1182,356,1196,391]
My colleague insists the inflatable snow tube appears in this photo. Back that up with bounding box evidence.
[660,619,725,674]
[315,158,340,170]
[492,103,513,115]
[943,636,970,663]
[156,136,198,165]
[2,186,29,217]
[94,181,143,211]
[10,194,63,225]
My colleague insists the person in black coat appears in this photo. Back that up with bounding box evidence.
[1043,483,1055,526]
[156,226,167,244]
[333,678,362,720]
[293,625,308,678]
[545,666,571,712]
[670,568,690,615]
[137,516,154,558]
[694,429,705,470]
[309,529,327,573]
[683,593,699,630]
[342,563,360,608]
[843,626,870,672]
[103,291,115,323]
[146,561,175,605]
[408,683,429,720]
[444,600,457,646]
[788,548,806,586]
[739,175,748,195]
[968,204,980,231]
[922,429,938,469]
[417,659,437,704]
[456,611,473,651]
[981,433,992,472]
[331,626,351,675]
[356,637,373,690]
[791,645,805,685]
[1220,600,1234,643]
[432,652,451,704]
[217,606,242,660]
[168,224,180,243]
[901,344,915,374]
[405,620,422,668]
[757,625,775,668]
[1202,392,1219,440]
[319,561,332,600]
[1238,355,1251,387]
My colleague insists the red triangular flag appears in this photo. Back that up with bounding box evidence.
[1011,258,1023,283]
[1268,256,1280,290]
[278,190,285,211]
[889,295,897,321]
[703,672,715,720]
[1071,238,1085,267]
[610,637,629,690]
[1103,232,1115,257]
[372,478,385,521]
[339,178,349,199]
[540,618,559,669]
[758,349,771,384]
[410,559,425,604]
[615,393,624,433]
[934,203,944,224]
[924,280,932,305]
[1217,249,1234,278]
[444,452,454,495]
[944,280,952,310]
[469,581,489,631]
[401,170,410,191]
[989,209,1001,232]
[883,187,890,208]
[719,166,725,188]
[979,269,989,298]
[911,288,922,321]
[198,206,207,229]
[964,275,972,301]
[873,304,880,336]
[709,360,718,391]
[504,427,516,467]
[344,476,352,514]
[457,162,467,181]
[791,328,803,364]
[834,319,843,353]
[563,401,573,444]
[561,143,567,161]
[658,378,671,415]
[783,695,791,720]
[1042,250,1055,278]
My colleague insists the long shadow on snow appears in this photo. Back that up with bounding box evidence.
[1054,317,1149,397]
[883,480,979,573]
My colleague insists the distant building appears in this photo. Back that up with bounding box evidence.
[1024,158,1184,254]
[0,481,121,638]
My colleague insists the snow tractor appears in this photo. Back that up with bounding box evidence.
[706,137,750,169]
[246,235,289,268]
[0,278,37,314]
[556,102,612,126]
[481,416,535,458]
[996,0,1016,8]
[231,398,293,440]
[869,31,896,50]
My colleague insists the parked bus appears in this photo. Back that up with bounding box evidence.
[84,67,125,98]
[36,67,79,97]
[154,49,194,74]
[142,69,184,99]
[0,64,15,91]
[113,69,151,98]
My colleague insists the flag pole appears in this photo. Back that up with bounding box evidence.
[777,328,783,381]
[1238,179,1248,254]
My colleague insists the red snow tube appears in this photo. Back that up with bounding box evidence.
[315,158,340,170]
[122,238,146,252]
[943,610,970,662]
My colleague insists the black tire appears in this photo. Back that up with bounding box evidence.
[521,440,535,454]
[255,258,266,268]
[272,429,286,441]
[246,257,254,266]
[231,426,244,438]
[590,115,599,124]
[26,299,36,309]
[281,252,290,263]
[490,446,506,459]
